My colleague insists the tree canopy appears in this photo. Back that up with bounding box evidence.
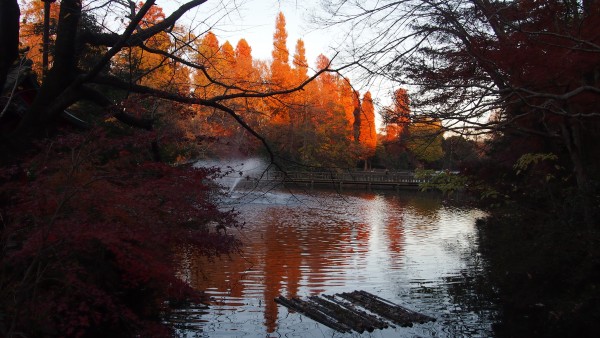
[0,3,369,336]
[318,0,599,191]
[316,3,600,334]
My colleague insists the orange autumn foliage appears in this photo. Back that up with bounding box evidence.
[359,91,377,158]
[92,8,372,166]
[270,12,292,89]
[19,0,60,76]
[111,3,190,93]
[384,88,411,142]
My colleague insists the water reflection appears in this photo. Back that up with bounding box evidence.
[175,190,496,337]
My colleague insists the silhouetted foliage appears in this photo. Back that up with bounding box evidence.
[0,2,352,337]
[317,1,600,334]
[0,126,240,337]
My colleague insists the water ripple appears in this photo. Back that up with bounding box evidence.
[174,191,496,337]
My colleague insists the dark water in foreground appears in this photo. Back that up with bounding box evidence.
[174,190,498,337]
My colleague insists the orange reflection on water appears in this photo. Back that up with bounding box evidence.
[176,191,409,333]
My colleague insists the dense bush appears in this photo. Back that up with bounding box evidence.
[0,127,240,337]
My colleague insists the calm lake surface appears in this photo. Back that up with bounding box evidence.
[174,188,498,337]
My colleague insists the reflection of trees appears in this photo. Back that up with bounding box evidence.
[261,206,364,332]
[262,214,302,332]
[355,222,371,250]
[175,200,376,333]
[441,249,498,337]
[174,192,497,335]
[176,246,250,299]
[382,216,405,272]
[403,193,442,216]
[384,214,405,256]
[355,193,375,252]
[391,193,442,238]
[174,193,414,332]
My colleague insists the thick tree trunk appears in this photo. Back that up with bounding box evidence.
[561,119,594,228]
[0,0,20,91]
[14,0,82,138]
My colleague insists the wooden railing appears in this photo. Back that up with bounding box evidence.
[263,171,427,187]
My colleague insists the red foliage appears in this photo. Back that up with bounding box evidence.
[0,127,240,337]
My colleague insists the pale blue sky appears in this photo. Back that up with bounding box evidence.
[162,1,338,70]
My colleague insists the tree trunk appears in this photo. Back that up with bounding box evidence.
[561,119,594,228]
[0,0,20,90]
[14,0,82,138]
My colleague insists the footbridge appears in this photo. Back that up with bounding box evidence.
[264,171,427,190]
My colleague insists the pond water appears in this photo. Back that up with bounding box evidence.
[174,188,498,337]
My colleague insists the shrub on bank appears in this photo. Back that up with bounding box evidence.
[0,128,240,337]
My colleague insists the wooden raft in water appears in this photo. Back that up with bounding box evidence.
[274,290,435,334]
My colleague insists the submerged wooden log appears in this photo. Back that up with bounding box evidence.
[316,295,389,332]
[274,290,435,333]
[274,296,352,333]
[338,290,436,327]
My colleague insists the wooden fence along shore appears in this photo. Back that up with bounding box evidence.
[262,171,427,190]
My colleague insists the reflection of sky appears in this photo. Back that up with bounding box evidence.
[402,207,487,283]
[174,190,492,337]
[364,195,397,287]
